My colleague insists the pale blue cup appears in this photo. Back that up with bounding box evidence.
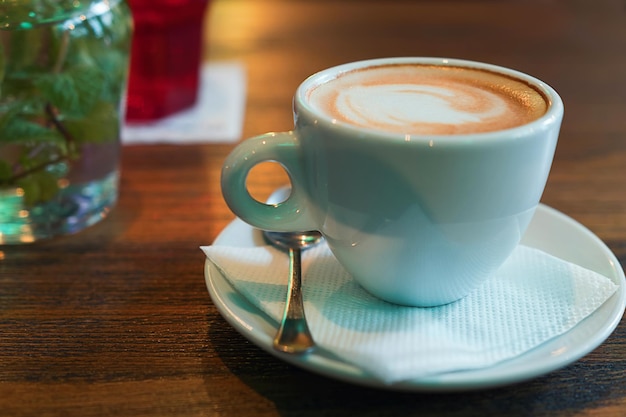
[221,57,563,307]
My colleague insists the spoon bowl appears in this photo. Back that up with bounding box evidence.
[264,230,323,252]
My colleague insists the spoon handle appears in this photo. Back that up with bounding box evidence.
[273,247,315,353]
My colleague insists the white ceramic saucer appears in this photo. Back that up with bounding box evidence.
[204,204,626,391]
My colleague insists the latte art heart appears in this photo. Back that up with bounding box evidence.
[307,64,548,135]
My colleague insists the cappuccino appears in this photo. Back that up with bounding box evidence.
[306,64,548,135]
[222,57,563,306]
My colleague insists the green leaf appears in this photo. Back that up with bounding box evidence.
[0,92,47,118]
[15,166,63,206]
[16,176,41,206]
[33,66,106,117]
[0,115,63,144]
[64,100,119,144]
[0,160,12,182]
[36,170,60,202]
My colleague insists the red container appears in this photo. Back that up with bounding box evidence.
[126,0,210,122]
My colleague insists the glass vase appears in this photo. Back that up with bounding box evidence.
[0,0,132,244]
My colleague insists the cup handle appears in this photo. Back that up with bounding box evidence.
[221,131,316,232]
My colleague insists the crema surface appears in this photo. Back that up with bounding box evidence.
[306,64,548,135]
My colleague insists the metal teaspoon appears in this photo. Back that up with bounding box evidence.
[263,187,323,353]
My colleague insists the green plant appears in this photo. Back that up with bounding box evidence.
[0,0,130,205]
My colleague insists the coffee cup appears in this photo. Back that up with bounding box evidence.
[221,57,563,307]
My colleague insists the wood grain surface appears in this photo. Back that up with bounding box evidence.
[1,0,625,416]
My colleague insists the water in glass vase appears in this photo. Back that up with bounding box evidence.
[0,0,132,244]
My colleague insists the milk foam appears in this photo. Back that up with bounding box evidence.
[307,64,548,135]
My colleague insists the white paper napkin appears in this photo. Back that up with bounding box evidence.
[122,61,246,144]
[201,242,618,384]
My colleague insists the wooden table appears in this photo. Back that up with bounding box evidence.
[2,0,625,415]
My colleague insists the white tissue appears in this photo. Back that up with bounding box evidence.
[122,61,246,144]
[201,243,618,384]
